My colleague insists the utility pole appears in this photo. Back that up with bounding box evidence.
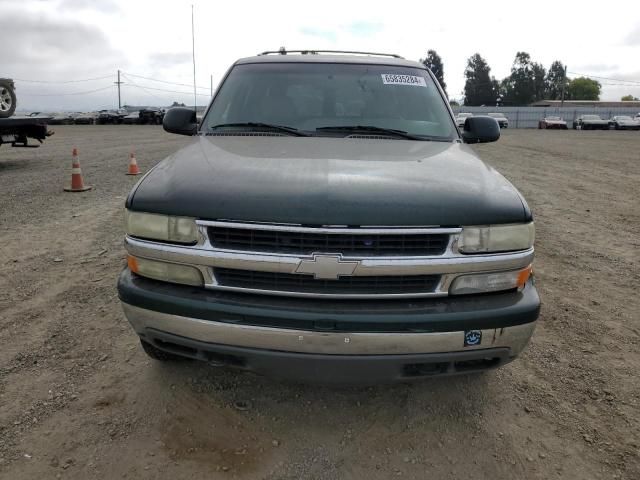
[560,65,567,107]
[115,69,124,109]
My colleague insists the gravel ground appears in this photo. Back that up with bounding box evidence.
[0,126,638,480]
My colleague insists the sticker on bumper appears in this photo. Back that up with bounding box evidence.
[464,330,482,347]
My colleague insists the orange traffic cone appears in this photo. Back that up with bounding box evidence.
[64,147,92,192]
[126,151,141,175]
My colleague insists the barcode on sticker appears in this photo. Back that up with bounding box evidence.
[381,74,427,87]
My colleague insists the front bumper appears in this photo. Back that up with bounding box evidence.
[118,269,540,383]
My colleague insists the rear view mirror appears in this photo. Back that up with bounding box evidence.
[163,107,198,136]
[462,116,500,144]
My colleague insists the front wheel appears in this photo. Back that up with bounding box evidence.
[0,81,17,118]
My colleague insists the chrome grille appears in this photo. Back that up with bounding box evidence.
[208,226,449,256]
[214,268,441,295]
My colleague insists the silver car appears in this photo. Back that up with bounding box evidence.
[487,112,509,128]
[455,112,473,128]
[609,115,640,131]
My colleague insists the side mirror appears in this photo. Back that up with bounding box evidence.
[462,116,500,143]
[163,107,198,136]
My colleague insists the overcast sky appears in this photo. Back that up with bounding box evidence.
[3,0,640,111]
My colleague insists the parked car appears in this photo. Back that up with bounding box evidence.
[97,109,127,125]
[139,107,165,125]
[538,116,567,129]
[635,113,640,121]
[572,114,609,130]
[122,111,141,125]
[608,115,640,130]
[455,112,473,128]
[73,112,98,125]
[48,112,75,125]
[487,112,509,128]
[117,50,539,384]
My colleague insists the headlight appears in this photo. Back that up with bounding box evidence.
[125,210,198,244]
[458,223,534,254]
[128,255,203,286]
[450,265,532,295]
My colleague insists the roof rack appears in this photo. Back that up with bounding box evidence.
[258,48,404,59]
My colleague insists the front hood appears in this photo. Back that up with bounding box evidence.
[128,136,529,226]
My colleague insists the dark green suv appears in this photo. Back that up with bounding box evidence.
[118,50,539,383]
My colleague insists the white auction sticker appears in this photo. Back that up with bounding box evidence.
[381,74,427,87]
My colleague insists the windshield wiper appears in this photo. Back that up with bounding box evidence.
[209,122,310,136]
[315,125,426,140]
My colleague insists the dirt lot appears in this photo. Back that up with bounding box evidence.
[0,126,638,479]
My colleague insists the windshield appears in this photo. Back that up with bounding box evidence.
[203,62,456,140]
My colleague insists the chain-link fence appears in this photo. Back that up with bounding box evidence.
[451,106,640,129]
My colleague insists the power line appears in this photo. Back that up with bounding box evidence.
[121,75,167,103]
[19,85,115,96]
[123,72,210,91]
[567,72,640,85]
[13,74,113,84]
[121,74,209,98]
[14,71,213,91]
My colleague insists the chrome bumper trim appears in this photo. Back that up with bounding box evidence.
[122,303,536,356]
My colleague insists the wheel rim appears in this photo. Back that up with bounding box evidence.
[0,87,12,111]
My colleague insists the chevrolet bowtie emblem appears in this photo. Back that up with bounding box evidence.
[295,254,359,280]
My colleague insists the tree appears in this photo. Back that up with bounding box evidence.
[545,61,568,100]
[621,94,639,101]
[463,53,499,106]
[422,50,447,96]
[449,99,460,107]
[532,62,547,102]
[568,77,601,100]
[501,52,546,105]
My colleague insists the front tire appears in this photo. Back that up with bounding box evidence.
[140,339,184,361]
[0,80,17,118]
